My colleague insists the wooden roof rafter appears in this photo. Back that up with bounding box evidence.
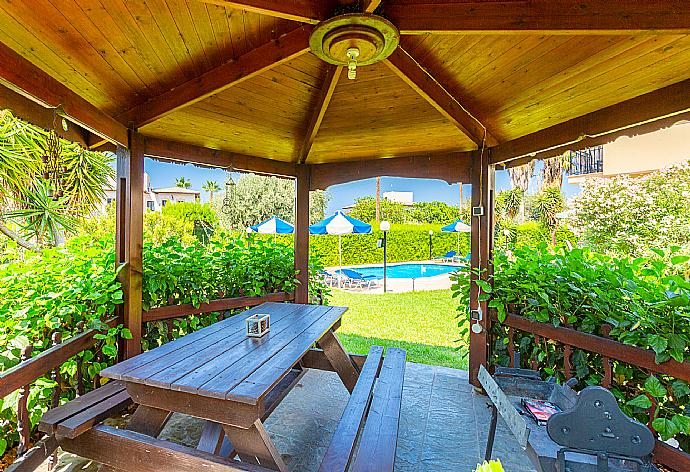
[384,46,498,148]
[0,41,128,147]
[196,0,329,24]
[297,65,342,164]
[118,25,315,129]
[297,0,382,164]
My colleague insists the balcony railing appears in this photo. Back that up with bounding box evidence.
[569,145,604,176]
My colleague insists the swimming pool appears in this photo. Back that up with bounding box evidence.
[347,263,460,279]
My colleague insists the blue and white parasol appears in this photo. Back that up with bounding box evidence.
[310,211,372,287]
[441,219,471,255]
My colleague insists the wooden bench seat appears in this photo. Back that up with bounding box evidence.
[318,346,406,472]
[38,380,132,439]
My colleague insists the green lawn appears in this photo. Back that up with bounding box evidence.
[328,289,468,369]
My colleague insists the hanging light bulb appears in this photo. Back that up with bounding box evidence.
[346,47,359,80]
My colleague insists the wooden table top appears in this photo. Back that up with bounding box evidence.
[102,303,347,405]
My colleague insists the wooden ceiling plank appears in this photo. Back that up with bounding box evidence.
[49,0,150,95]
[496,36,690,128]
[490,35,683,120]
[143,136,298,177]
[79,1,168,97]
[388,1,690,35]
[490,78,690,165]
[145,0,209,78]
[298,65,342,164]
[384,46,498,147]
[119,25,313,128]
[309,151,473,189]
[0,41,128,147]
[143,125,298,162]
[101,0,187,87]
[0,3,127,113]
[196,0,327,24]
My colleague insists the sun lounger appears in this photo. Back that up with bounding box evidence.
[339,268,378,289]
[434,250,456,262]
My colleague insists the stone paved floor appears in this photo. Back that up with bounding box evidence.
[46,362,536,472]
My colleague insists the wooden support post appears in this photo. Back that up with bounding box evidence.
[469,149,495,386]
[294,165,310,304]
[116,131,145,359]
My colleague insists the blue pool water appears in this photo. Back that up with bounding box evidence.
[348,263,459,279]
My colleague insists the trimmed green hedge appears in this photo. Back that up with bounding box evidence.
[258,224,469,266]
[252,221,576,267]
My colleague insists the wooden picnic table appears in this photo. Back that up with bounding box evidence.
[100,302,357,471]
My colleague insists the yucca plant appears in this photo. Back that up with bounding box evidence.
[0,109,113,249]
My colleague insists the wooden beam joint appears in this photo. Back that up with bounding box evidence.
[384,46,497,147]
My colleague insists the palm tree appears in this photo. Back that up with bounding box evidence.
[507,161,534,222]
[202,180,220,203]
[176,177,192,189]
[375,176,381,222]
[540,152,571,190]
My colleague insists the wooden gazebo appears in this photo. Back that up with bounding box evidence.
[2,0,690,390]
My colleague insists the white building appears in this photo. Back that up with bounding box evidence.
[382,191,414,206]
[568,121,690,184]
[100,173,200,213]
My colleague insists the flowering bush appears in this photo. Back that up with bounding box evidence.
[571,160,690,259]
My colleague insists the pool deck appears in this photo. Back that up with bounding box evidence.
[326,260,463,293]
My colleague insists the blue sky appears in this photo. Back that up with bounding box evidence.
[143,158,580,214]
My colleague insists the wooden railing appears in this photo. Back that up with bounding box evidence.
[492,311,690,472]
[142,291,294,322]
[1,292,294,463]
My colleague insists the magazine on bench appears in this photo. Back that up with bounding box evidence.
[521,398,561,425]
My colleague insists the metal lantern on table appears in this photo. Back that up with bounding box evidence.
[245,313,270,337]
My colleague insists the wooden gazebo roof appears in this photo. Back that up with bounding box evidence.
[1,1,690,187]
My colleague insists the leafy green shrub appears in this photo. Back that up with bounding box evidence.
[0,236,124,453]
[495,221,576,250]
[144,202,217,245]
[142,236,298,311]
[452,245,690,448]
[0,232,324,456]
[348,196,411,224]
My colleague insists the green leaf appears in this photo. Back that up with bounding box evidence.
[0,438,6,456]
[647,334,667,355]
[671,415,690,435]
[644,375,667,399]
[627,395,652,409]
[671,380,690,398]
[120,328,133,340]
[649,248,665,258]
[101,344,117,357]
[474,280,493,293]
[671,255,690,265]
[652,417,680,441]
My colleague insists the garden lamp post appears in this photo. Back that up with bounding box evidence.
[380,220,390,293]
[428,230,433,260]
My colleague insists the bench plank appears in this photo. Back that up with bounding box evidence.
[350,348,406,472]
[60,425,271,472]
[56,389,132,438]
[318,345,384,472]
[38,380,126,433]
